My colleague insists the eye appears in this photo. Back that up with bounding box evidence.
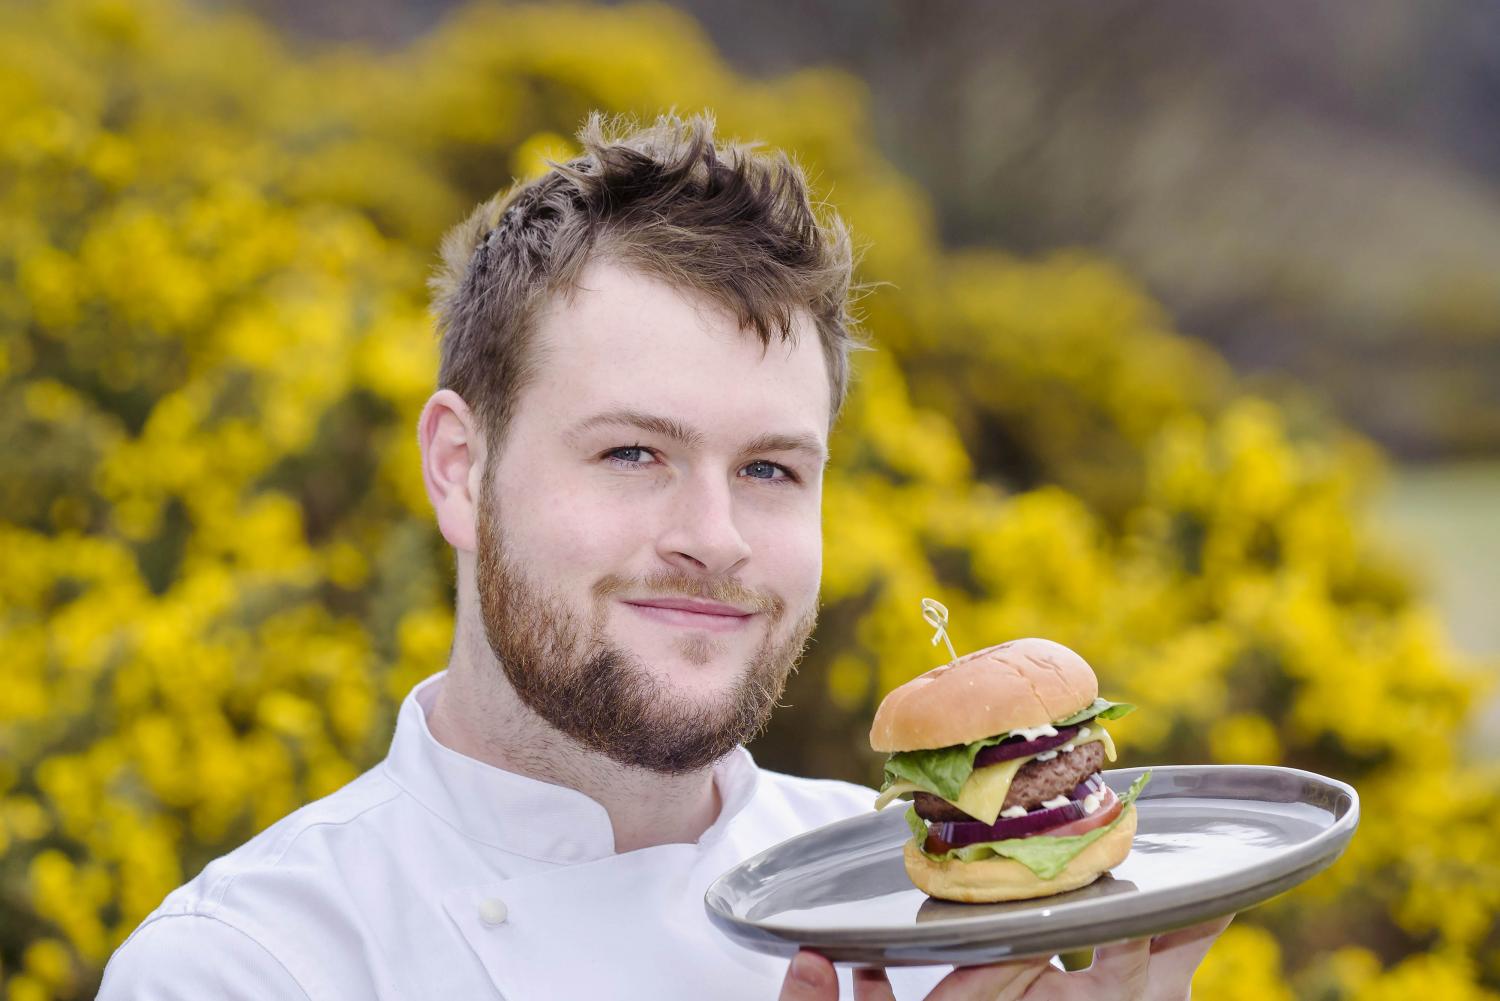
[741,460,796,483]
[601,448,796,482]
[603,445,658,467]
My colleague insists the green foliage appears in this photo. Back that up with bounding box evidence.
[1,0,1496,998]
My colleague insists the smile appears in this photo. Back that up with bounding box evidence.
[622,601,756,633]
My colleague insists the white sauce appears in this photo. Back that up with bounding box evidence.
[1034,749,1059,761]
[1010,724,1059,741]
[1078,726,1091,738]
[1082,793,1101,815]
[1000,805,1028,819]
[1041,795,1071,810]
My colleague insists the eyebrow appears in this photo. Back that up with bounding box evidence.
[565,408,828,464]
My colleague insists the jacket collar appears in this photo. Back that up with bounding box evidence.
[380,671,762,865]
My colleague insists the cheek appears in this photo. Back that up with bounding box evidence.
[516,489,645,576]
[496,473,648,578]
[748,507,823,600]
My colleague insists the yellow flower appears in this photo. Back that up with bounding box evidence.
[1209,713,1282,764]
[1190,925,1293,1001]
[21,938,73,993]
[512,131,577,181]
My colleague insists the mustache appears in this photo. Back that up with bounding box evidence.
[593,570,786,620]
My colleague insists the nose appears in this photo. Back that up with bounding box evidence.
[656,472,752,577]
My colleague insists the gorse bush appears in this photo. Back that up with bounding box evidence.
[2,0,1497,997]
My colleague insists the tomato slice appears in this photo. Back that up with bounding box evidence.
[1042,787,1121,838]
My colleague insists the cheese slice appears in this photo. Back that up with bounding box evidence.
[873,727,1116,824]
[873,779,927,812]
[1094,727,1117,762]
[946,756,1027,825]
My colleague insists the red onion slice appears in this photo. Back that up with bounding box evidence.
[932,773,1112,846]
[1071,772,1106,800]
[935,799,1085,845]
[972,724,1081,767]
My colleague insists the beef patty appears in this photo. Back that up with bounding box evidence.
[913,740,1106,823]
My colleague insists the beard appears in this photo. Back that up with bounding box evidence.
[475,495,818,774]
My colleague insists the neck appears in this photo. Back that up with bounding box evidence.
[425,621,724,854]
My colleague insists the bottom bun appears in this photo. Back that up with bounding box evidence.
[903,806,1138,903]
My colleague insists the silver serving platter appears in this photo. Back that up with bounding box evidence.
[706,765,1358,966]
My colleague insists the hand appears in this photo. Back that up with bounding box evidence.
[777,914,1233,1000]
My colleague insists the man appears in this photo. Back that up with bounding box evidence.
[99,113,1228,999]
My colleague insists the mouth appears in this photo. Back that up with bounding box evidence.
[622,598,756,633]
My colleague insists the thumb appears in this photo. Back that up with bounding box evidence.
[1142,915,1235,1001]
[779,950,839,1001]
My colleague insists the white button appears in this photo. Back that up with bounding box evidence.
[478,897,508,925]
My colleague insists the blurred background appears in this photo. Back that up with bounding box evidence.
[2,0,1498,997]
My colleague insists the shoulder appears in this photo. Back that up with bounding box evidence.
[173,767,402,904]
[98,913,310,1000]
[109,767,404,993]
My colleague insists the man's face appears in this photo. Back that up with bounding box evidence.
[474,260,829,774]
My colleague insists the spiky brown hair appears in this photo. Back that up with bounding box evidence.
[429,111,863,449]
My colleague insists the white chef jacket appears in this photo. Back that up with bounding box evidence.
[98,671,951,1000]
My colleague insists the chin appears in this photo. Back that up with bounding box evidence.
[634,639,754,699]
[655,641,743,679]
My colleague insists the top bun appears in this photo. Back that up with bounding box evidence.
[869,638,1099,752]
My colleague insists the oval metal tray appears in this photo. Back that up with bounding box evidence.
[705,765,1359,966]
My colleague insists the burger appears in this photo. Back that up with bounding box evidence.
[870,638,1149,903]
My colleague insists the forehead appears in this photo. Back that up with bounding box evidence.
[517,260,832,441]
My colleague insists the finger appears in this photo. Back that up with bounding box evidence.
[853,966,899,1001]
[928,957,1053,1001]
[1142,915,1235,1001]
[1149,914,1234,955]
[779,950,839,1001]
[1085,937,1152,998]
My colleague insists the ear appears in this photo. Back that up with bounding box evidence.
[418,389,485,553]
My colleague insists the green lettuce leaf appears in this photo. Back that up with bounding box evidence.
[907,772,1151,879]
[1052,698,1136,728]
[882,743,980,801]
[879,698,1137,800]
[904,804,928,843]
